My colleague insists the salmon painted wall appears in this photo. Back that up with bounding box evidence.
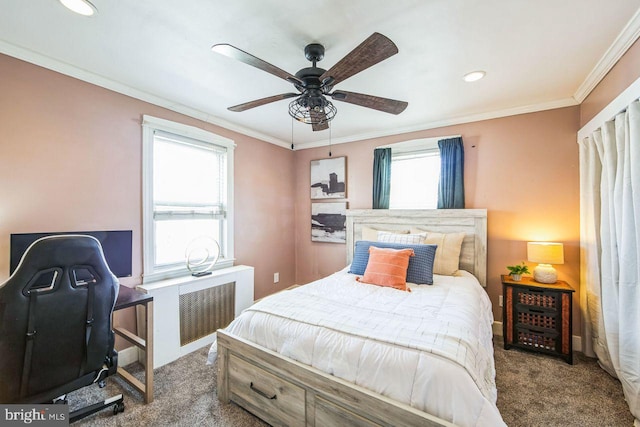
[294,106,581,330]
[0,54,296,347]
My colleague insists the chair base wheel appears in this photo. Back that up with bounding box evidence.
[113,401,125,415]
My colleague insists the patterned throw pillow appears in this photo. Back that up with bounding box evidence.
[349,241,437,284]
[361,227,409,242]
[377,231,426,244]
[357,247,415,291]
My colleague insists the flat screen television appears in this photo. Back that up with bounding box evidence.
[10,230,133,278]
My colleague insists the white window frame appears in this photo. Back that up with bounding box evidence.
[379,135,459,210]
[142,115,235,283]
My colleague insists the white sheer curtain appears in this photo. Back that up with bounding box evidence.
[579,99,640,424]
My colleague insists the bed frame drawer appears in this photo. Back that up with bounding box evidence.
[315,395,382,427]
[228,354,306,426]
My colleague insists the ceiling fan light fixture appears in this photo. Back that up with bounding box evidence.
[59,0,97,16]
[463,70,486,82]
[288,97,337,125]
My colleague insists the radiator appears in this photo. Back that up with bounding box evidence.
[179,281,235,346]
[137,265,254,368]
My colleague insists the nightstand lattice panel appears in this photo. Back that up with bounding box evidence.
[517,311,556,329]
[517,330,556,351]
[517,291,557,308]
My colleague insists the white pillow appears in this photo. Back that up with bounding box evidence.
[361,226,409,242]
[377,231,426,244]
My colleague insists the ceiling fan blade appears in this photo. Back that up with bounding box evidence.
[320,33,398,86]
[212,44,303,85]
[228,93,299,112]
[311,109,330,131]
[331,91,408,115]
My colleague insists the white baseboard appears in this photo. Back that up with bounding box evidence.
[492,321,582,352]
[492,321,503,336]
[117,345,139,367]
[573,335,582,352]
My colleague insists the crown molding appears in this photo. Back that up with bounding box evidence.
[0,40,290,149]
[573,9,640,103]
[292,97,578,150]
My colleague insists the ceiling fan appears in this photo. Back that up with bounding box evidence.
[211,33,408,131]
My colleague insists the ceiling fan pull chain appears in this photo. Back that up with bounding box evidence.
[329,124,332,157]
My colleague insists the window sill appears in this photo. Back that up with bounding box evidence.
[138,264,252,293]
[142,259,236,284]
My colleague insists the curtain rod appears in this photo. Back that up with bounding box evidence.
[376,134,461,149]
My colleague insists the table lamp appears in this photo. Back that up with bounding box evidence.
[527,242,564,283]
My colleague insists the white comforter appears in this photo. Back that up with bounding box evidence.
[210,268,505,427]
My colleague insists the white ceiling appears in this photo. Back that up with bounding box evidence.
[1,1,639,149]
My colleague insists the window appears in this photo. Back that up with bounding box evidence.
[388,140,441,209]
[142,115,235,282]
[389,149,440,209]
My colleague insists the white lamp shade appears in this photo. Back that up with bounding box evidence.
[527,242,564,264]
[527,242,564,283]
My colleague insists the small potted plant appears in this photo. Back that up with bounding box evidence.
[506,262,530,281]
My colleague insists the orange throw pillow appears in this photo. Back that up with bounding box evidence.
[357,246,415,291]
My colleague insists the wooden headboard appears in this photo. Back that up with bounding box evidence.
[345,209,487,287]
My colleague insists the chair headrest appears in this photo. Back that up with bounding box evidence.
[8,235,118,292]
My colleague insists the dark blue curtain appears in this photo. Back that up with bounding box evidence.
[372,148,391,209]
[437,137,465,209]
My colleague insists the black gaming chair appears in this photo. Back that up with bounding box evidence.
[0,235,124,422]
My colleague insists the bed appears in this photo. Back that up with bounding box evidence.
[213,209,504,426]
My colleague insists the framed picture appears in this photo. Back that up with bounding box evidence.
[311,202,347,243]
[310,156,346,199]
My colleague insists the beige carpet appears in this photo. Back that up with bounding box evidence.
[71,339,633,426]
[493,337,633,426]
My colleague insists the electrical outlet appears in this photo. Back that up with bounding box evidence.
[274,272,280,283]
[499,295,503,307]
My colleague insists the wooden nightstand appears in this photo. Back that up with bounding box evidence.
[501,275,574,364]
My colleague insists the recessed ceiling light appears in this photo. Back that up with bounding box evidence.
[59,0,97,16]
[463,71,486,82]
